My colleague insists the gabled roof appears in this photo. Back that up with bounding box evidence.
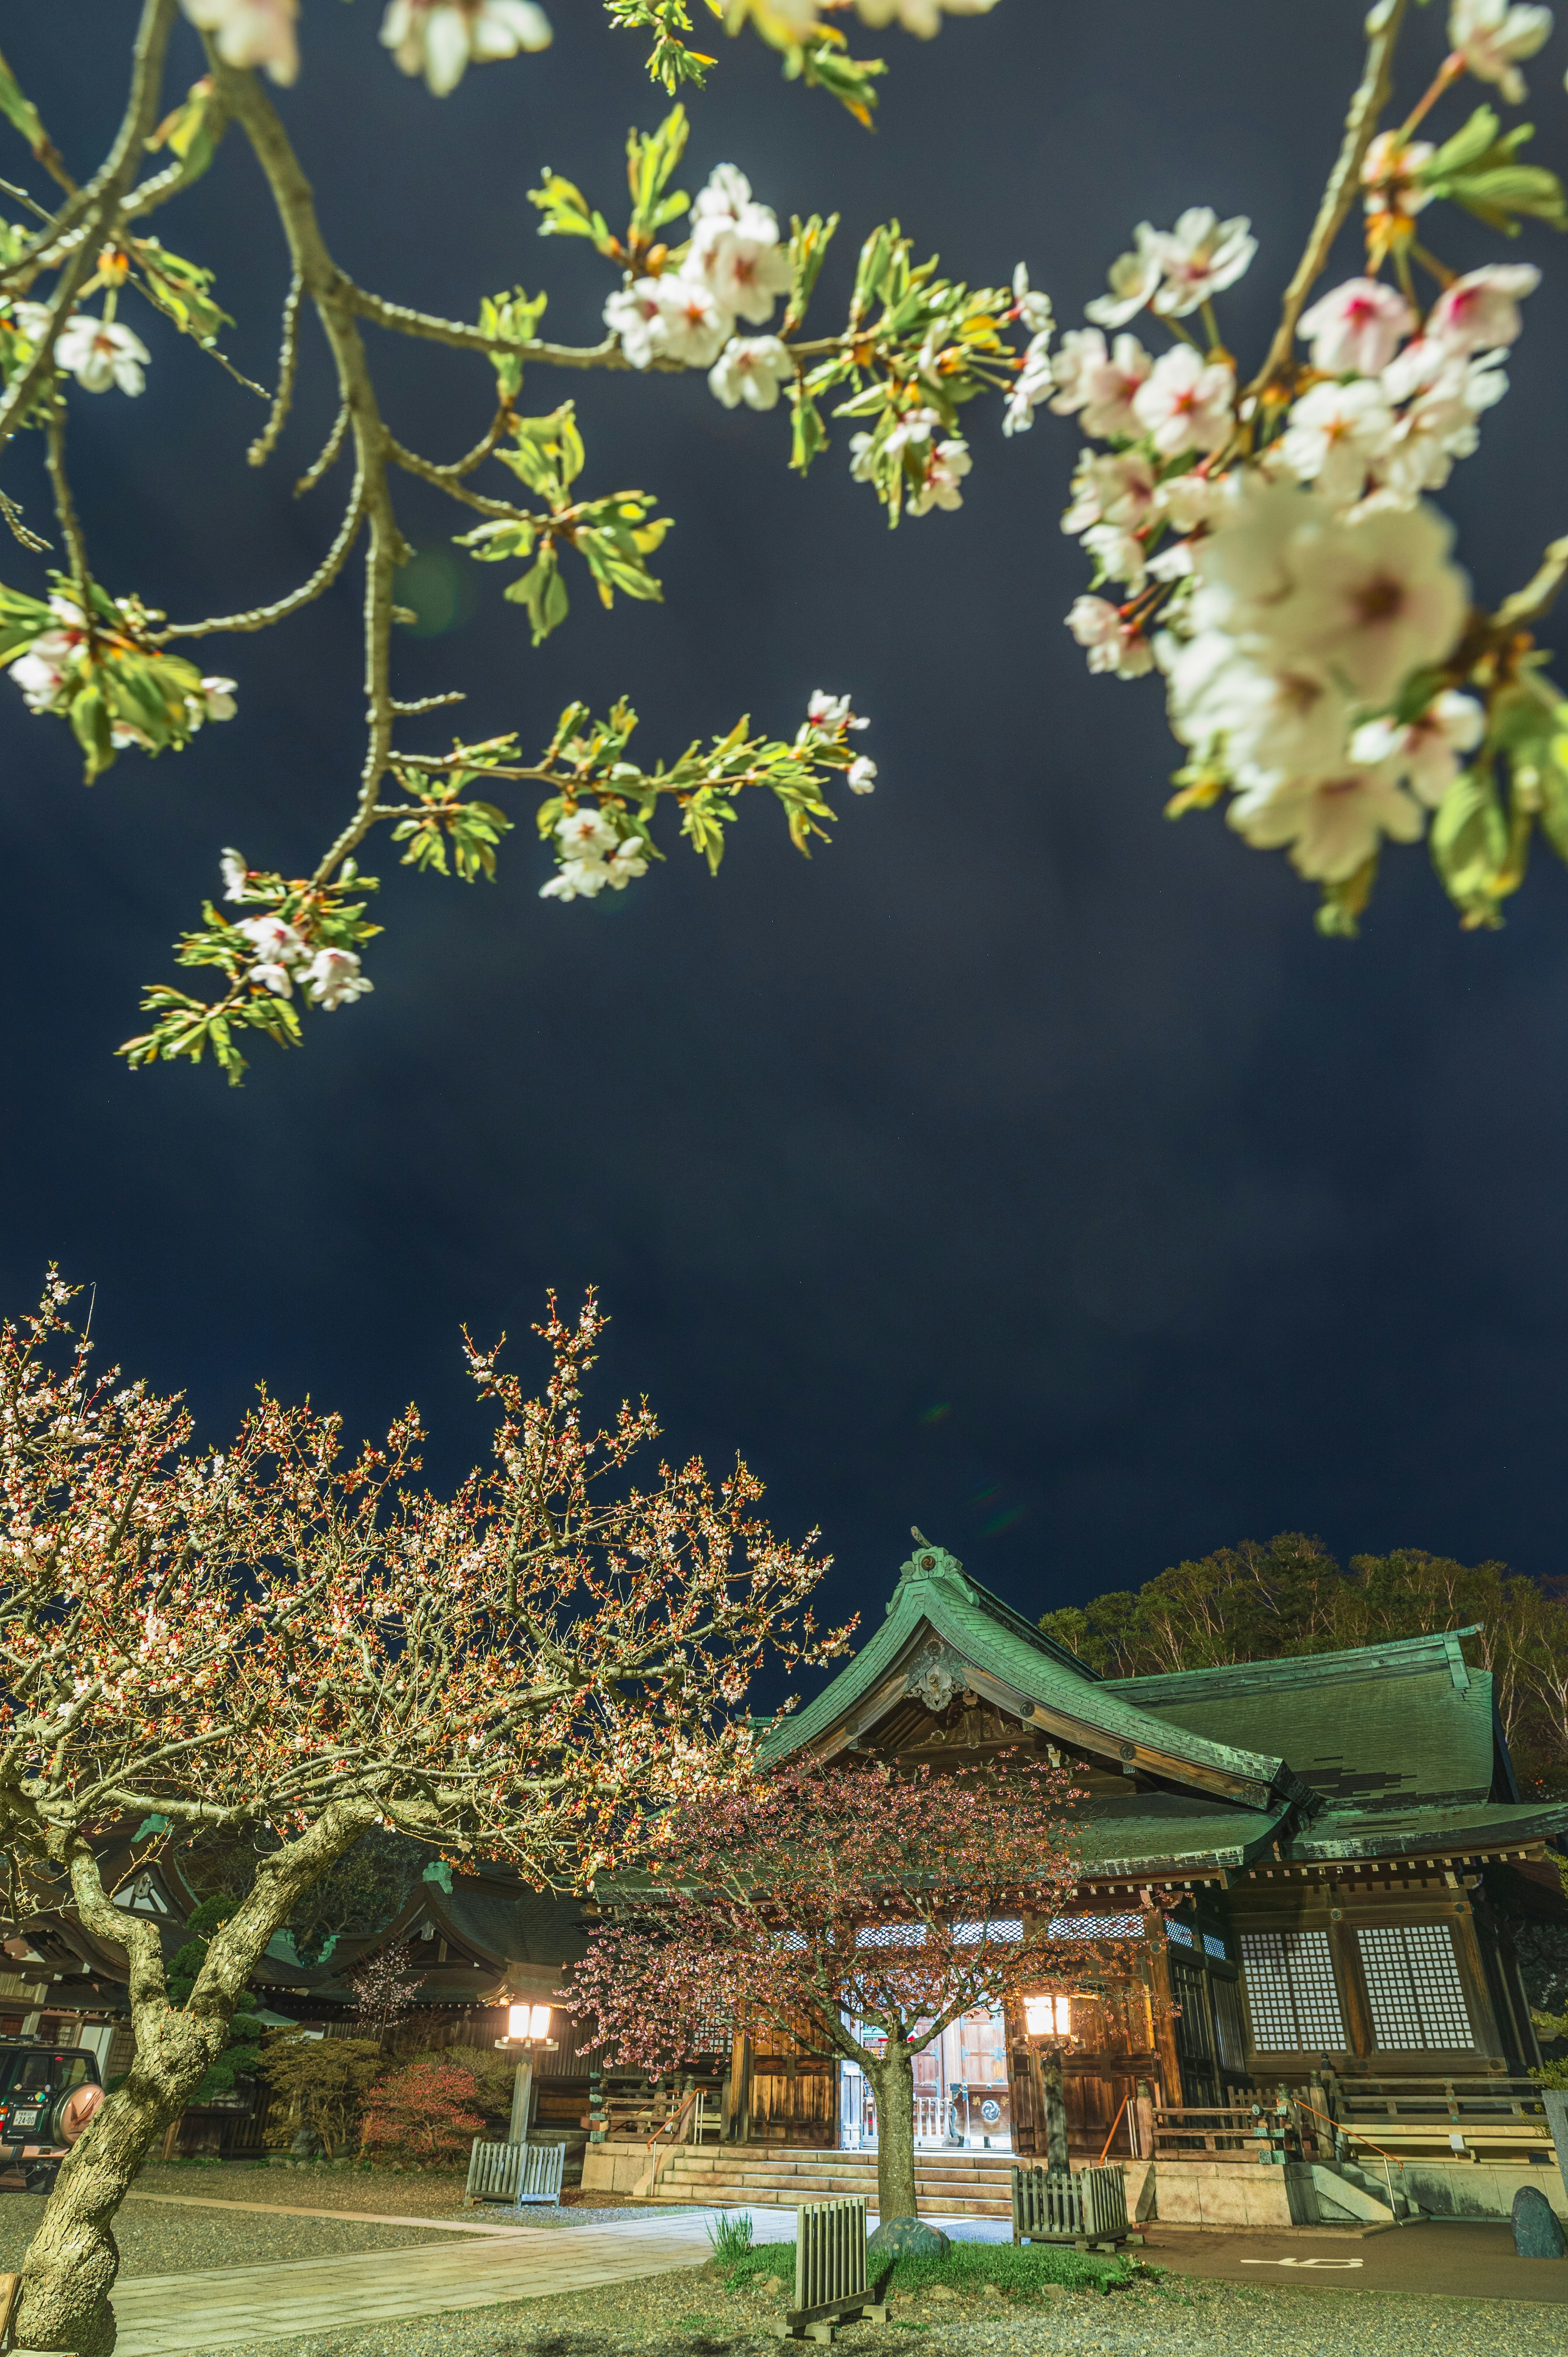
[1105,1629,1497,1809]
[762,1543,1294,1807]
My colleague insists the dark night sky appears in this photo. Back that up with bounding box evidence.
[4,2,1568,1670]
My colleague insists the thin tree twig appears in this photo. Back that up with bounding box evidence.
[159,471,365,638]
[346,283,683,373]
[294,402,349,497]
[1246,0,1412,401]
[248,271,303,466]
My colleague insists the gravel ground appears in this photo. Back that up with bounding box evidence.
[147,2255,1568,2357]
[0,2188,453,2279]
[125,2163,673,2226]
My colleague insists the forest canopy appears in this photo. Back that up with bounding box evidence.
[1040,1533,1568,1797]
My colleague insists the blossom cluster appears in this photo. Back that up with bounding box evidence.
[180,0,553,96]
[1042,214,1539,893]
[605,163,796,413]
[0,585,236,778]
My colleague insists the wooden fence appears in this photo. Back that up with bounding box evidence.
[1011,2164,1129,2246]
[781,2196,887,2340]
[463,2137,565,2206]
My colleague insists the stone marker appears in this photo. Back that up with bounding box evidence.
[865,2217,951,2259]
[1511,2184,1566,2260]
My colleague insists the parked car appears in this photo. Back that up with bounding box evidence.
[0,2044,104,2194]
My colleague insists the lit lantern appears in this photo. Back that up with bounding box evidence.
[507,2003,529,2039]
[529,2003,552,2040]
[507,2001,554,2040]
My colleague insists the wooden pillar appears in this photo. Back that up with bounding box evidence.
[508,2058,534,2145]
[1448,1898,1508,2060]
[1038,2046,1069,2172]
[1132,2078,1155,2161]
[724,2031,753,2143]
[1142,1909,1182,2105]
[1327,1911,1372,2060]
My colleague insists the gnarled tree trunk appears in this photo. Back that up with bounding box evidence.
[14,1807,372,2357]
[866,2043,917,2224]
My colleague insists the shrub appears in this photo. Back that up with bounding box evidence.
[258,2035,386,2159]
[358,2060,486,2167]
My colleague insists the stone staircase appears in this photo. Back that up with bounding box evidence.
[1307,2156,1423,2225]
[646,2143,1016,2221]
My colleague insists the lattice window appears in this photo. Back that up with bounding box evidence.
[952,1918,1023,1944]
[689,2007,732,2054]
[855,1922,927,1949]
[1239,1929,1346,2051]
[1048,1913,1144,1939]
[1356,1924,1474,2052]
[1203,1931,1228,1960]
[1165,1917,1194,1948]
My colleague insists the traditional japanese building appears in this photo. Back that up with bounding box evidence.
[745,1539,1568,2161]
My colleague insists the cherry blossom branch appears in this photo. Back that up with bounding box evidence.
[295,402,350,497]
[345,285,681,374]
[0,0,178,455]
[1247,0,1412,399]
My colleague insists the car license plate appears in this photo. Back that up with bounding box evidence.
[10,2109,40,2127]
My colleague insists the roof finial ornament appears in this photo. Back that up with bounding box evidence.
[911,1525,931,1545]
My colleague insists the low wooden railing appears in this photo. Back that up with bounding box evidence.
[1151,2101,1300,2162]
[1012,2163,1130,2245]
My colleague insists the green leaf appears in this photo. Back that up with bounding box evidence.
[626,105,690,245]
[477,286,548,400]
[133,239,233,347]
[1421,104,1501,183]
[1430,766,1509,922]
[606,0,717,91]
[526,170,615,255]
[784,212,838,333]
[0,45,47,156]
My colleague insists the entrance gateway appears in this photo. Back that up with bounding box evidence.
[708,1539,1566,2159]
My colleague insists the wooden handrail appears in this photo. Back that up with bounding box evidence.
[645,2085,701,2150]
[1292,2093,1401,2169]
[1097,2095,1129,2167]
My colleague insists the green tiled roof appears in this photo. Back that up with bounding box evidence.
[1290,1795,1568,1860]
[762,1545,1287,1796]
[1074,1793,1286,1873]
[1107,1632,1495,1808]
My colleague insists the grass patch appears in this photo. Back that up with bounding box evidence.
[713,2236,1150,2300]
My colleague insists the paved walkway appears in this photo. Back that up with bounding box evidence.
[109,2206,794,2356]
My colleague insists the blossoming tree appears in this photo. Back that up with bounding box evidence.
[3,1,1568,1073]
[0,1274,835,2357]
[568,1752,1139,2230]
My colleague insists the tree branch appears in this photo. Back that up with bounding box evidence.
[1246,0,1412,400]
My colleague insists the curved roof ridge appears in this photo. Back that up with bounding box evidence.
[1105,1624,1483,1699]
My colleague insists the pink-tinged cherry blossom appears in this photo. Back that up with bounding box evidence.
[1131,346,1234,457]
[1297,278,1415,377]
[806,691,870,734]
[1227,760,1426,881]
[1049,328,1152,440]
[301,945,372,1009]
[1427,264,1540,356]
[1349,690,1486,805]
[909,435,972,515]
[1067,595,1154,678]
[708,337,794,411]
[1145,207,1257,318]
[1062,450,1159,535]
[1448,0,1553,105]
[380,0,552,97]
[53,315,150,397]
[1263,501,1471,703]
[1360,131,1437,224]
[180,0,300,87]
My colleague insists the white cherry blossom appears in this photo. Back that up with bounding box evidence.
[301,945,373,1008]
[556,807,619,861]
[236,914,307,974]
[1161,631,1353,784]
[54,315,149,397]
[539,859,610,902]
[1261,499,1470,702]
[180,0,300,86]
[188,676,238,727]
[380,0,552,97]
[1427,263,1539,355]
[1297,277,1414,376]
[1131,346,1234,457]
[1067,596,1154,678]
[1281,379,1396,507]
[855,0,1002,29]
[605,273,728,370]
[1049,328,1152,440]
[1360,131,1437,223]
[1082,522,1147,593]
[846,757,878,793]
[1145,208,1257,318]
[1227,760,1425,880]
[1448,0,1553,104]
[604,839,650,889]
[1084,227,1163,329]
[1149,470,1219,534]
[9,636,73,712]
[806,691,869,734]
[708,336,794,411]
[1011,264,1054,336]
[910,437,972,515]
[1348,690,1485,805]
